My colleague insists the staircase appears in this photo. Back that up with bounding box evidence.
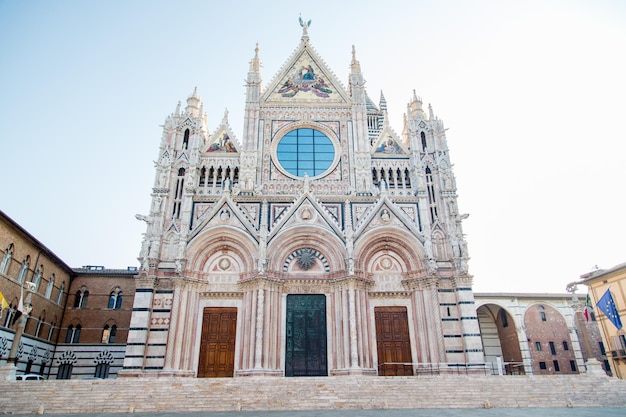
[2,374,625,414]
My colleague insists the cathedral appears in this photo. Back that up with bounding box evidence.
[121,20,483,378]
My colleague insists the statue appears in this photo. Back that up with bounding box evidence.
[299,16,312,36]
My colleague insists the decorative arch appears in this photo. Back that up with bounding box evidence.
[476,303,523,374]
[355,228,426,275]
[187,227,257,277]
[523,302,578,374]
[268,226,345,274]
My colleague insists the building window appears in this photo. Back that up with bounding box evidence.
[535,342,542,351]
[562,341,569,351]
[538,305,546,321]
[32,265,43,291]
[553,360,560,372]
[108,288,123,309]
[570,360,577,372]
[183,128,190,150]
[17,256,30,283]
[48,321,55,341]
[101,324,117,343]
[172,168,185,219]
[500,309,509,327]
[4,304,14,327]
[425,167,438,222]
[421,131,427,151]
[0,243,13,274]
[57,363,73,379]
[549,341,557,355]
[94,363,110,379]
[74,288,89,309]
[539,361,546,370]
[45,274,55,298]
[65,324,81,343]
[599,341,606,355]
[35,313,45,338]
[275,128,335,178]
[57,281,65,305]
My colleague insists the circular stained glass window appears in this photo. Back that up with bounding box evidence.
[275,128,335,178]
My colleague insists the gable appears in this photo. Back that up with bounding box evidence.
[372,132,409,158]
[262,43,350,104]
[204,130,239,154]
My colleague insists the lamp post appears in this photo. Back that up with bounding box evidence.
[1,282,35,380]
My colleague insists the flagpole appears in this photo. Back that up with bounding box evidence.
[593,287,622,379]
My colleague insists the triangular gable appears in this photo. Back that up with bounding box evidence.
[204,112,240,154]
[267,193,344,243]
[372,125,409,157]
[261,41,350,104]
[353,196,423,242]
[189,195,259,243]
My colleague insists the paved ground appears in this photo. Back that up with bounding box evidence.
[8,408,626,417]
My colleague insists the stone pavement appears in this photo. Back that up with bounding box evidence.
[7,409,626,417]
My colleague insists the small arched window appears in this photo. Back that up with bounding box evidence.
[183,129,190,149]
[108,288,123,309]
[74,288,89,309]
[421,131,427,151]
[0,243,13,274]
[32,265,43,291]
[45,274,55,299]
[57,281,65,304]
[17,255,30,283]
[35,311,45,338]
[102,324,118,344]
[538,305,547,321]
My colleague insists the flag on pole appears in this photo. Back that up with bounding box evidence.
[596,289,623,330]
[0,291,9,310]
[10,286,24,326]
[583,293,591,322]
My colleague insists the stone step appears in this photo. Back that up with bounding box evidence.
[1,375,625,414]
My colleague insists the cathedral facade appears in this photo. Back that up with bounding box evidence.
[121,21,483,378]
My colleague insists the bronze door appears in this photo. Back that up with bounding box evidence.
[375,306,414,376]
[198,307,237,377]
[285,294,327,377]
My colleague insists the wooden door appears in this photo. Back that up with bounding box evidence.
[375,306,414,376]
[285,294,327,377]
[197,307,237,377]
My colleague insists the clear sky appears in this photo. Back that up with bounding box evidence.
[1,0,625,294]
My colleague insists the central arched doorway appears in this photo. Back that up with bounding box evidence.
[285,294,328,377]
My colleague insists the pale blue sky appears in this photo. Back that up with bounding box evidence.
[1,0,625,293]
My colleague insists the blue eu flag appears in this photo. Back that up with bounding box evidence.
[597,289,623,330]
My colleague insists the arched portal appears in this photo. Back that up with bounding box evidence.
[477,304,524,374]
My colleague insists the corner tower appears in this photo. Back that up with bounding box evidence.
[122,20,482,378]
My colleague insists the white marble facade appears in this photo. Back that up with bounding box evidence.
[121,20,482,378]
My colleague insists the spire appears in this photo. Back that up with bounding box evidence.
[429,103,435,120]
[246,43,262,103]
[408,89,424,119]
[249,43,261,74]
[379,91,387,112]
[222,108,229,125]
[350,45,362,75]
[186,87,201,116]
